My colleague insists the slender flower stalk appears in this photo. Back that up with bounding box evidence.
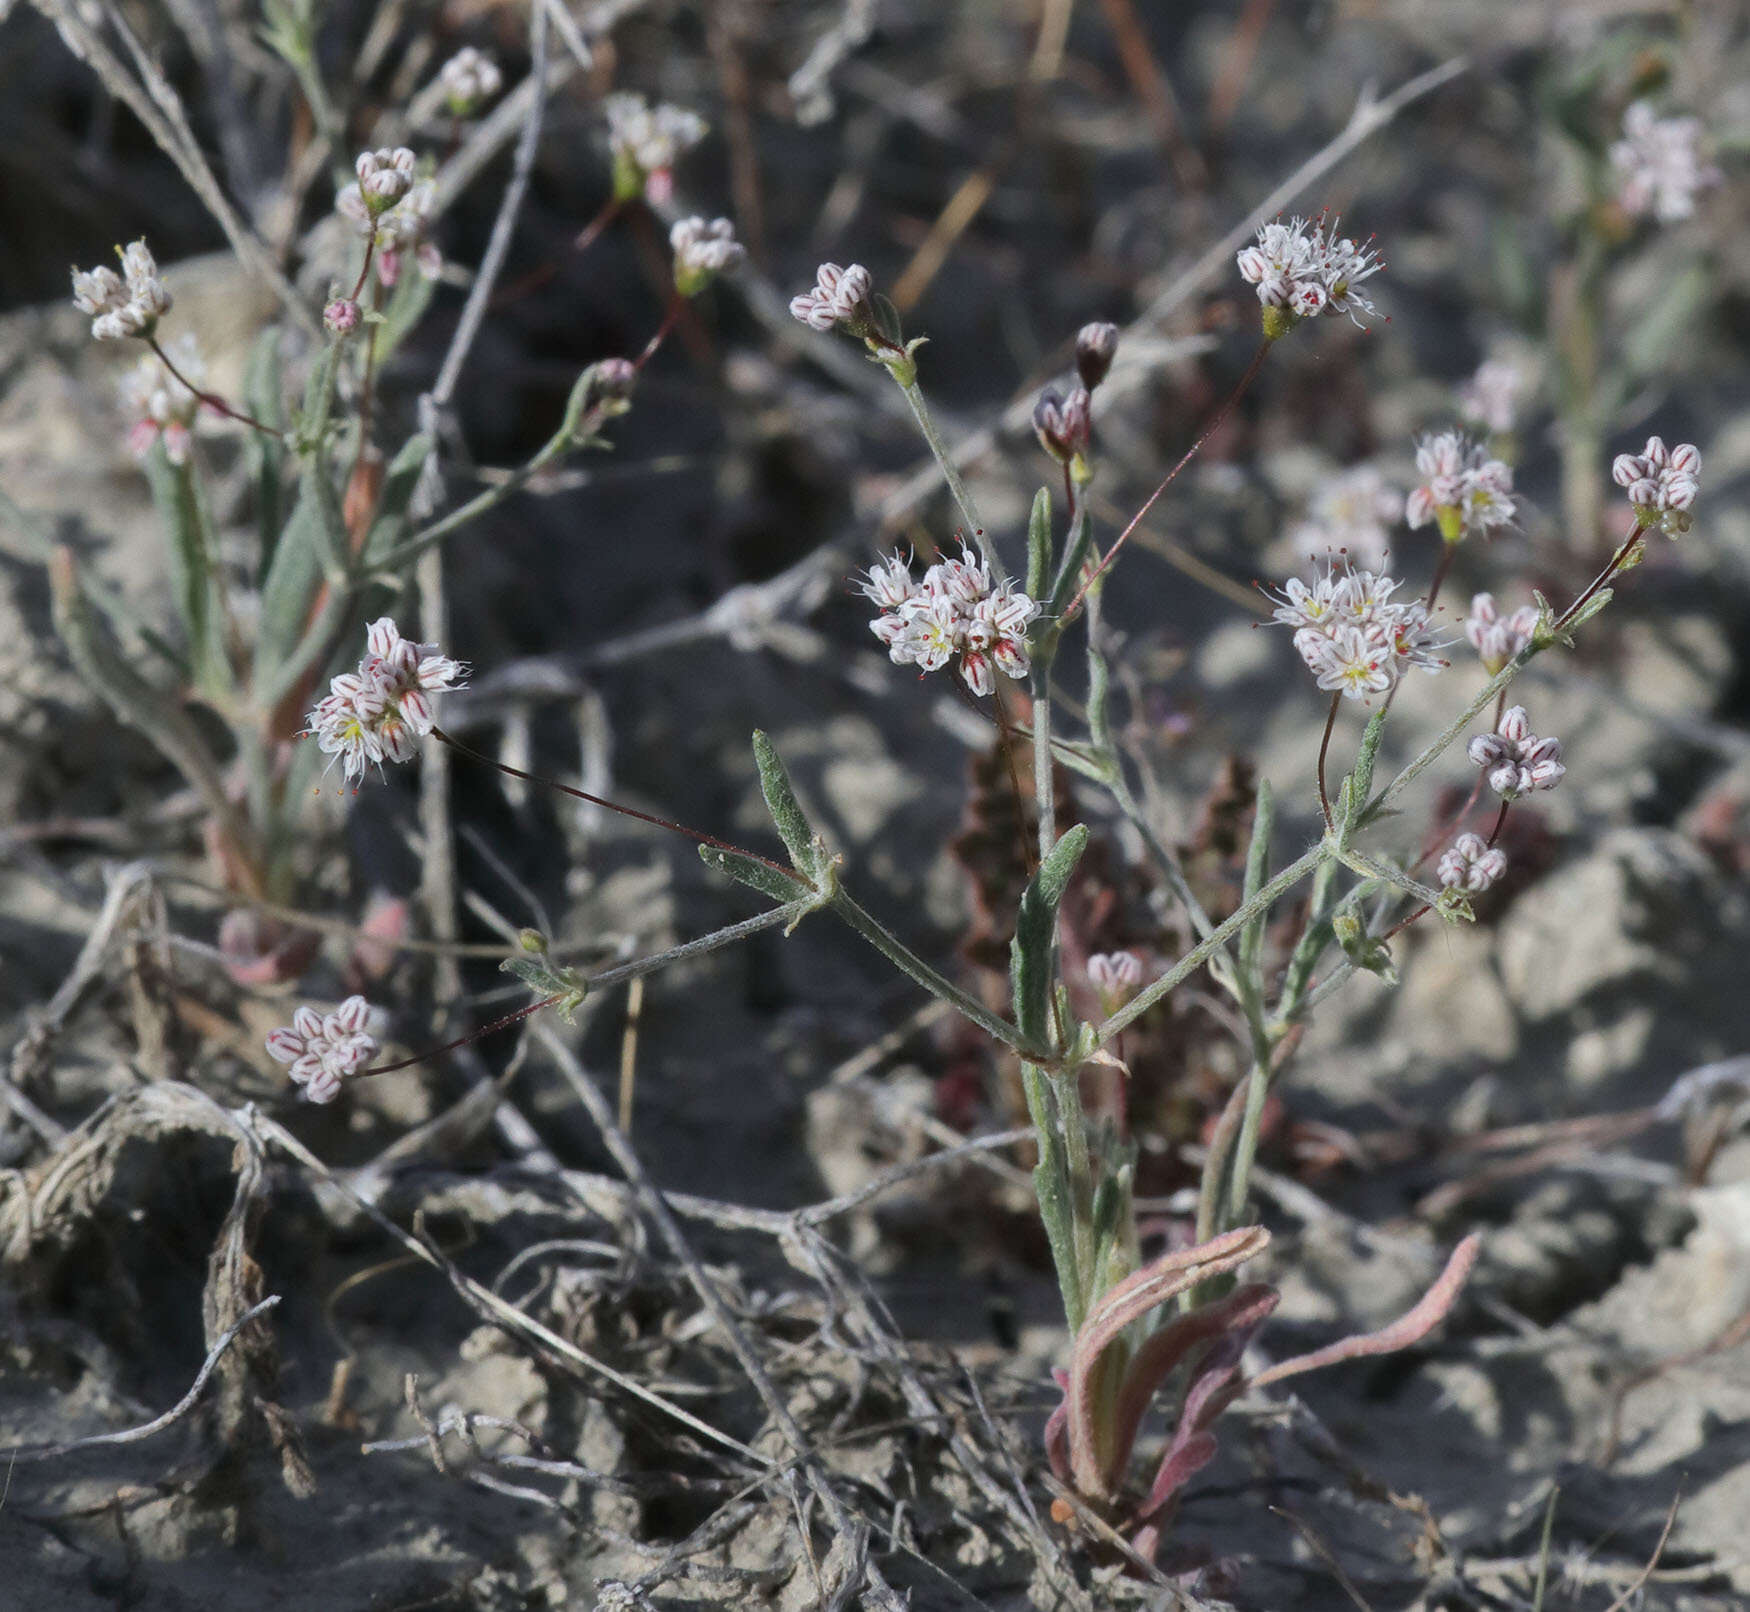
[431,726,794,879]
[1064,341,1273,617]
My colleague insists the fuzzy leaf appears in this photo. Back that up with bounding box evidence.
[142,441,228,694]
[1025,486,1052,601]
[697,843,811,904]
[1345,710,1387,837]
[1108,1282,1279,1498]
[255,463,345,688]
[1249,1233,1479,1389]
[751,730,820,878]
[1066,1225,1269,1496]
[1237,779,1274,983]
[1009,824,1089,1049]
[244,329,286,576]
[374,264,439,368]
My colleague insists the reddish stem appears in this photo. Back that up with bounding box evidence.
[1381,903,1430,942]
[355,992,564,1079]
[348,236,378,304]
[634,299,683,372]
[1485,797,1510,849]
[430,726,793,879]
[1556,523,1648,631]
[1424,540,1456,612]
[1316,692,1340,833]
[1062,338,1272,619]
[147,336,282,439]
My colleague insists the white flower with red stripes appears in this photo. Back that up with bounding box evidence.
[265,996,378,1103]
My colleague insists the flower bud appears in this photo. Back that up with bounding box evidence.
[1074,321,1119,390]
[324,297,362,335]
[1032,386,1091,464]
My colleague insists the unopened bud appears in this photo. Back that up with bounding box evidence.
[324,297,361,335]
[1032,386,1091,464]
[1075,321,1120,390]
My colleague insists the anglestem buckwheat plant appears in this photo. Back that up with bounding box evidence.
[39,40,1720,1571]
[777,214,1709,1553]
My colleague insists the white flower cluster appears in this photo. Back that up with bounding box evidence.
[605,93,706,202]
[1458,359,1522,436]
[307,617,468,783]
[1235,214,1383,328]
[439,46,502,114]
[1463,592,1539,674]
[1468,706,1564,799]
[1610,101,1720,224]
[338,157,438,283]
[71,239,172,341]
[859,546,1040,697]
[118,333,203,464]
[671,217,745,295]
[1405,431,1514,541]
[1437,832,1507,894]
[265,996,378,1103]
[1290,464,1402,571]
[1267,559,1445,703]
[355,146,416,207]
[790,262,872,332]
[1611,435,1700,536]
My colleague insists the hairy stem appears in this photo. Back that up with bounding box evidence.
[1098,845,1325,1045]
[829,889,1044,1059]
[147,335,282,439]
[893,374,994,566]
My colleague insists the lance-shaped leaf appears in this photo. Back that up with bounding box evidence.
[751,730,821,879]
[49,546,259,890]
[1130,1302,1273,1539]
[1343,708,1388,841]
[1009,823,1089,1050]
[1237,779,1274,988]
[256,342,346,684]
[1065,1224,1269,1496]
[1107,1281,1279,1497]
[1248,1232,1479,1389]
[697,843,811,905]
[244,328,286,575]
[1025,486,1052,601]
[143,442,229,695]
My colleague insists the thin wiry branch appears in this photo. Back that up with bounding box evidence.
[0,1296,281,1463]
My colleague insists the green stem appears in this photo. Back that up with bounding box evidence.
[1102,764,1240,1001]
[1363,651,1530,821]
[829,890,1045,1059]
[893,375,994,567]
[1021,1061,1085,1331]
[1278,853,1339,1022]
[1097,845,1326,1046]
[367,432,567,575]
[1032,682,1055,861]
[1052,1066,1096,1300]
[1223,1053,1274,1230]
[1336,846,1443,909]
